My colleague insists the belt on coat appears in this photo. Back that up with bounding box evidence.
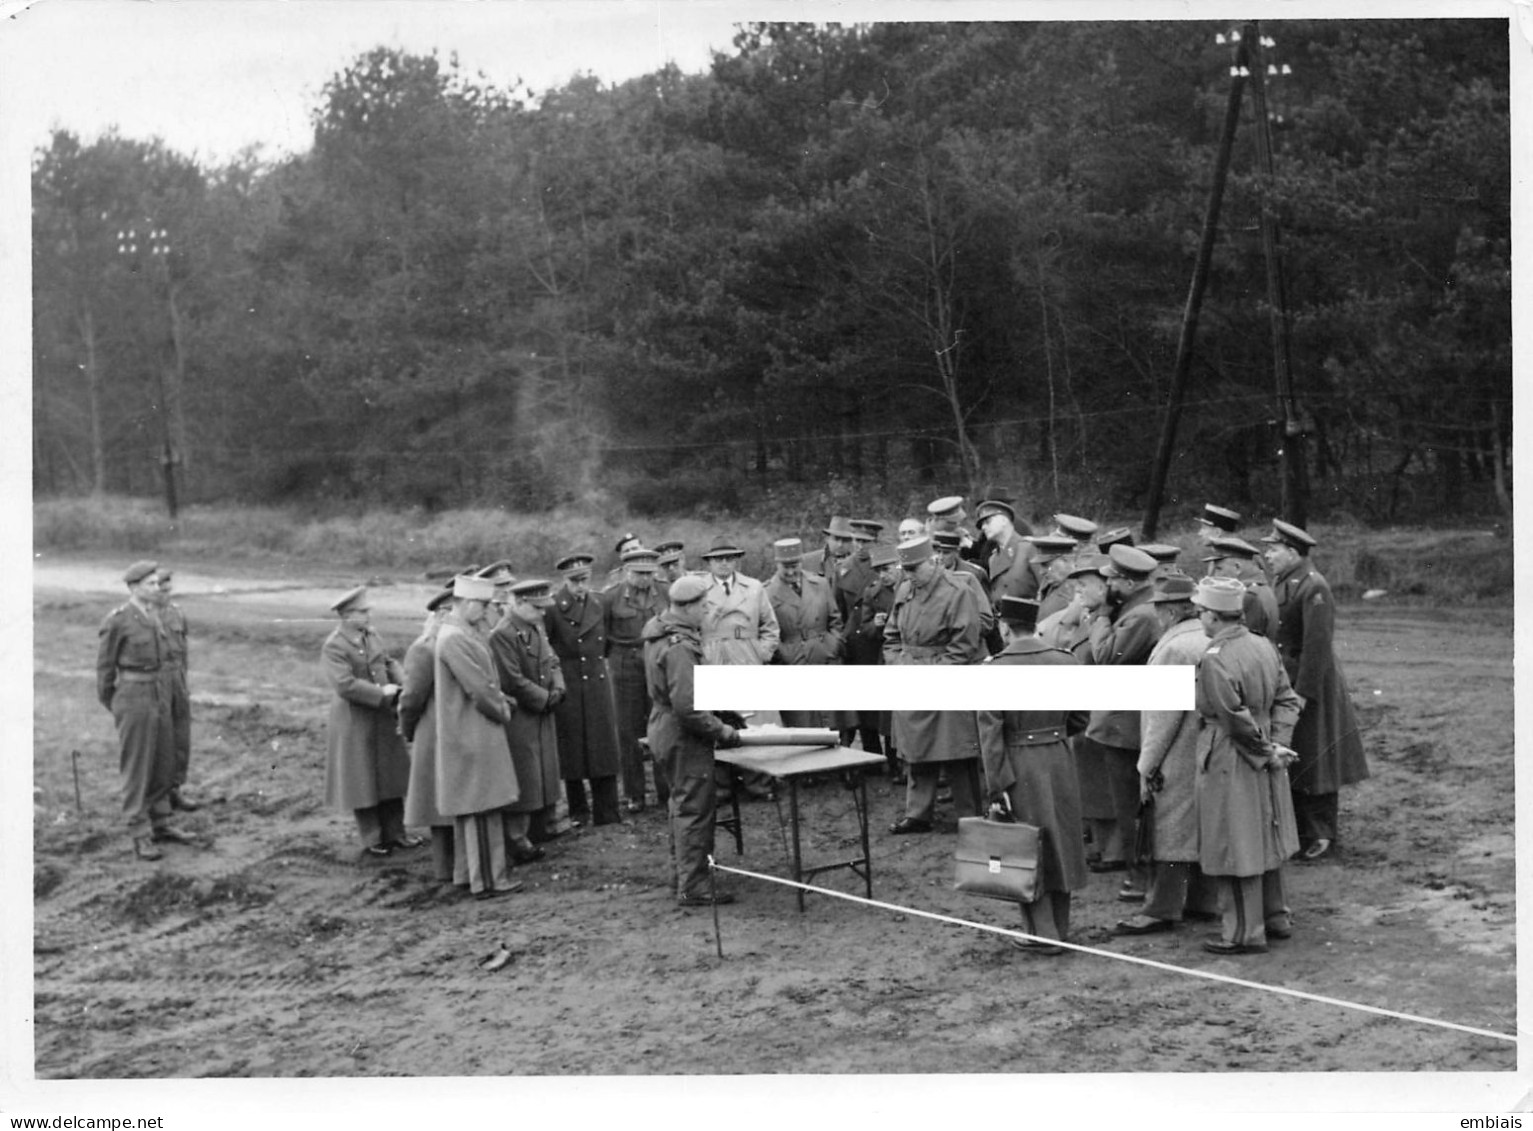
[115,670,160,682]
[608,638,643,649]
[781,631,827,643]
[728,628,757,640]
[1010,727,1066,746]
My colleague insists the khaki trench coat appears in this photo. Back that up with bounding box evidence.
[1271,560,1370,794]
[882,570,985,763]
[544,584,622,781]
[1136,616,1208,862]
[1195,625,1302,877]
[766,571,846,728]
[433,615,518,817]
[700,571,781,667]
[399,622,451,827]
[321,624,410,812]
[489,612,566,813]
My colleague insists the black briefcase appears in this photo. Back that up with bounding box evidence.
[954,816,1041,903]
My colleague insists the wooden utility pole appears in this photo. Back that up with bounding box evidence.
[1141,36,1249,540]
[1246,22,1308,525]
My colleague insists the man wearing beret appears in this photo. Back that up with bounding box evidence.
[546,554,623,827]
[1262,520,1369,861]
[432,574,523,899]
[1079,544,1165,900]
[884,536,987,834]
[1192,576,1302,953]
[1115,576,1219,935]
[491,579,568,849]
[96,561,190,859]
[764,538,845,728]
[1203,536,1279,637]
[150,567,199,812]
[642,574,743,906]
[321,586,420,857]
[604,547,669,812]
[977,597,1089,955]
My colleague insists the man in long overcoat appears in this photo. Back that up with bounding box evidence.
[603,547,667,811]
[1114,576,1217,935]
[400,586,455,882]
[976,597,1089,955]
[883,536,986,833]
[1192,576,1302,953]
[545,553,622,826]
[765,537,845,728]
[96,560,188,859]
[433,574,522,899]
[491,579,567,846]
[643,575,742,906]
[321,585,419,857]
[934,530,1000,656]
[1261,520,1369,861]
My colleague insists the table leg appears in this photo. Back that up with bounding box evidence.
[856,770,872,899]
[729,764,743,854]
[789,777,805,913]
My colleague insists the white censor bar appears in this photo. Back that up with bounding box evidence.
[695,665,1196,712]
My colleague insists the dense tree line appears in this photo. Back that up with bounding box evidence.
[31,20,1511,524]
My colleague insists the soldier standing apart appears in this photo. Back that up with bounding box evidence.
[432,574,523,900]
[321,586,421,857]
[96,560,190,859]
[884,536,987,834]
[1080,545,1164,902]
[1114,575,1219,936]
[642,575,743,907]
[545,553,623,827]
[1261,520,1369,862]
[1192,576,1302,954]
[490,579,567,850]
[764,537,845,728]
[400,584,457,884]
[845,543,903,777]
[976,597,1089,955]
[700,537,780,799]
[603,547,667,812]
[152,567,199,812]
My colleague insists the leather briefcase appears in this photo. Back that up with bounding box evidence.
[954,816,1041,903]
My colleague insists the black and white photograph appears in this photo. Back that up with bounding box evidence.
[4,0,1526,1122]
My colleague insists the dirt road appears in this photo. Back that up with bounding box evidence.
[27,557,1518,1097]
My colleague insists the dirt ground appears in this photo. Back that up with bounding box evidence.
[26,555,1518,1092]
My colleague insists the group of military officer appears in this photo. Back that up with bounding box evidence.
[99,494,1368,946]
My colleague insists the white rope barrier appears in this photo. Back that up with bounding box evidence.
[707,858,1519,1046]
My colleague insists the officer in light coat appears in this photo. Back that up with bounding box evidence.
[884,536,987,833]
[1192,576,1302,954]
[400,584,456,883]
[433,574,522,899]
[1114,575,1218,935]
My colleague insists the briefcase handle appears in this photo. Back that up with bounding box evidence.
[986,792,1017,824]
